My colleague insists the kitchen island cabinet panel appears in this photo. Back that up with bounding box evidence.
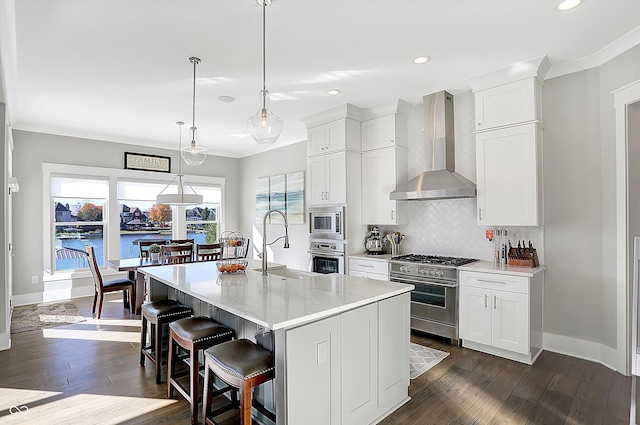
[378,293,410,414]
[286,315,341,425]
[341,302,378,425]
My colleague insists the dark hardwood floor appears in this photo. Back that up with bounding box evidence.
[0,293,635,424]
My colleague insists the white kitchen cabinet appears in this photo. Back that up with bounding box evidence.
[361,114,407,151]
[458,267,543,364]
[308,118,361,156]
[285,293,411,425]
[476,123,540,226]
[361,147,407,225]
[341,303,378,425]
[378,293,410,413]
[285,315,341,425]
[307,151,348,205]
[349,257,389,281]
[474,78,541,131]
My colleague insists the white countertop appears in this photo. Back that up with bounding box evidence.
[349,253,393,262]
[459,260,546,277]
[140,260,413,331]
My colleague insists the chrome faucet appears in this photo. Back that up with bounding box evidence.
[261,209,290,276]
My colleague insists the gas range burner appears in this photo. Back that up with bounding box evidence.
[391,254,476,267]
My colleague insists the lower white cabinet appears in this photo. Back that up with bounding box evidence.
[285,293,410,425]
[458,268,543,364]
[349,257,389,281]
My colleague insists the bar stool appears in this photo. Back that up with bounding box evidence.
[202,339,276,425]
[140,299,193,384]
[167,316,235,425]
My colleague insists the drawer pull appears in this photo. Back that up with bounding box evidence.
[484,294,488,308]
[477,278,507,285]
[494,295,497,310]
[358,264,376,268]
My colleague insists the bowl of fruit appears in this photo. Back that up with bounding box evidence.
[216,259,248,274]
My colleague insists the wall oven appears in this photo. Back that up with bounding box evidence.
[309,205,345,240]
[308,239,345,274]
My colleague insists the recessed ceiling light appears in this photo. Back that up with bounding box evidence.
[217,95,236,103]
[413,56,431,65]
[327,89,341,96]
[557,0,582,11]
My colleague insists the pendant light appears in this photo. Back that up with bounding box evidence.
[246,0,283,145]
[181,57,208,165]
[157,121,204,205]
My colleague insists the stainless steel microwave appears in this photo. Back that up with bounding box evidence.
[308,205,345,239]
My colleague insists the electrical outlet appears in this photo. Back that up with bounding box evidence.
[32,276,38,284]
[317,340,328,365]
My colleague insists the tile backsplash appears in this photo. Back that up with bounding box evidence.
[376,92,544,263]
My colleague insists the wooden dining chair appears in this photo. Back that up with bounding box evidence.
[169,238,195,246]
[196,243,222,262]
[138,239,166,259]
[86,246,135,319]
[161,244,194,264]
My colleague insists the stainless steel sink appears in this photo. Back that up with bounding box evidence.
[252,267,318,279]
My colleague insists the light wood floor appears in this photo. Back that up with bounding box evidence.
[0,293,635,425]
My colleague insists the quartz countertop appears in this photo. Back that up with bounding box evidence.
[458,260,546,277]
[349,253,393,262]
[140,260,413,330]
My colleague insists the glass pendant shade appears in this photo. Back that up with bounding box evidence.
[247,89,283,145]
[181,126,207,165]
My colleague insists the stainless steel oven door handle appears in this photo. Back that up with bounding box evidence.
[389,276,457,288]
[308,251,344,259]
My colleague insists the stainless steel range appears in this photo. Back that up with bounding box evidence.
[389,254,476,344]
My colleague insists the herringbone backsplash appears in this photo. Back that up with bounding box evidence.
[376,92,544,263]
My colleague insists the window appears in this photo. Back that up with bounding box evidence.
[51,177,108,270]
[117,181,221,259]
[44,163,226,274]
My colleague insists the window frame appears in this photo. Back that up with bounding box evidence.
[42,163,226,275]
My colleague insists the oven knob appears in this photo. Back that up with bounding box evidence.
[330,244,336,250]
[417,268,424,275]
[438,270,444,277]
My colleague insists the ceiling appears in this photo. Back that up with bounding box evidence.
[2,0,640,158]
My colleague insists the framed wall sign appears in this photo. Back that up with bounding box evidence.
[124,152,171,173]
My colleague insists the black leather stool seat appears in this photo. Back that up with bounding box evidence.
[169,316,234,343]
[202,339,275,425]
[205,339,274,380]
[167,316,235,425]
[140,299,193,384]
[142,299,192,318]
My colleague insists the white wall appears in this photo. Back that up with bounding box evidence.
[11,130,241,302]
[1,102,8,348]
[543,44,640,366]
[238,141,309,271]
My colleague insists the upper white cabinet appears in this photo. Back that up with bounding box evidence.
[307,151,348,205]
[474,78,541,131]
[476,123,540,226]
[361,114,407,151]
[361,147,407,225]
[308,118,361,156]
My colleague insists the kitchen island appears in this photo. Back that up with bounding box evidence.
[140,261,414,425]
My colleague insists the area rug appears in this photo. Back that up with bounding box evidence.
[410,342,450,379]
[11,301,86,334]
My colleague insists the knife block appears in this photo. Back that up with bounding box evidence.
[507,248,539,268]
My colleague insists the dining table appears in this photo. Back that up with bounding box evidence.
[105,257,165,314]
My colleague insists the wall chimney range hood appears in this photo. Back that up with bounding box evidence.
[390,90,476,201]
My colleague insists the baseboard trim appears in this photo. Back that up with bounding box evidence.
[0,331,11,351]
[12,286,95,307]
[543,332,621,373]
